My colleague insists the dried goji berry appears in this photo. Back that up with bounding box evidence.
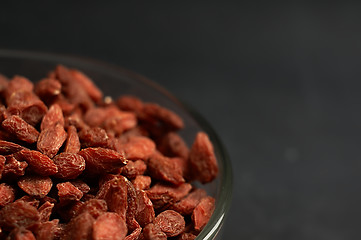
[0,105,6,122]
[121,160,147,179]
[177,232,197,240]
[40,104,64,131]
[136,190,155,227]
[63,211,94,240]
[70,179,90,194]
[126,179,138,226]
[17,196,40,208]
[64,111,88,130]
[92,212,127,240]
[52,222,66,240]
[2,115,39,144]
[56,182,83,202]
[102,117,123,137]
[170,189,207,215]
[0,200,40,231]
[8,227,36,240]
[78,127,110,148]
[5,75,33,96]
[97,173,118,189]
[51,94,75,116]
[77,199,108,219]
[0,140,24,155]
[191,196,215,231]
[78,147,127,175]
[84,106,137,135]
[53,153,85,180]
[182,223,195,234]
[0,155,5,179]
[53,65,73,85]
[117,95,144,114]
[69,69,103,103]
[34,78,62,100]
[40,196,57,205]
[157,132,189,159]
[33,219,60,240]
[172,157,191,180]
[123,126,149,139]
[153,210,185,237]
[124,222,142,240]
[6,91,47,126]
[2,155,28,179]
[127,218,141,235]
[54,65,94,111]
[37,123,67,158]
[63,125,81,154]
[0,129,16,142]
[19,150,57,176]
[132,175,151,191]
[148,153,184,185]
[146,183,192,210]
[38,201,54,222]
[141,103,184,130]
[103,111,137,136]
[17,175,53,197]
[0,183,15,207]
[189,132,218,183]
[115,136,155,160]
[96,176,127,220]
[57,201,84,223]
[83,107,108,128]
[142,223,167,240]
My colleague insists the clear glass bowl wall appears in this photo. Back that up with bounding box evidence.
[0,49,232,240]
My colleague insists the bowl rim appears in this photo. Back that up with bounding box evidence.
[0,49,233,239]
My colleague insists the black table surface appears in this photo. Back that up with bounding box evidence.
[1,2,361,239]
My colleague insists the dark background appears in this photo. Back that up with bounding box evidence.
[1,1,361,239]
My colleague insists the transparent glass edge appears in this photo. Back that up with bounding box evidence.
[185,105,233,240]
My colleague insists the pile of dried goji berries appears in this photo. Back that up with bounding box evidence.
[0,65,219,240]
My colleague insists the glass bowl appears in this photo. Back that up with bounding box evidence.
[0,49,232,240]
